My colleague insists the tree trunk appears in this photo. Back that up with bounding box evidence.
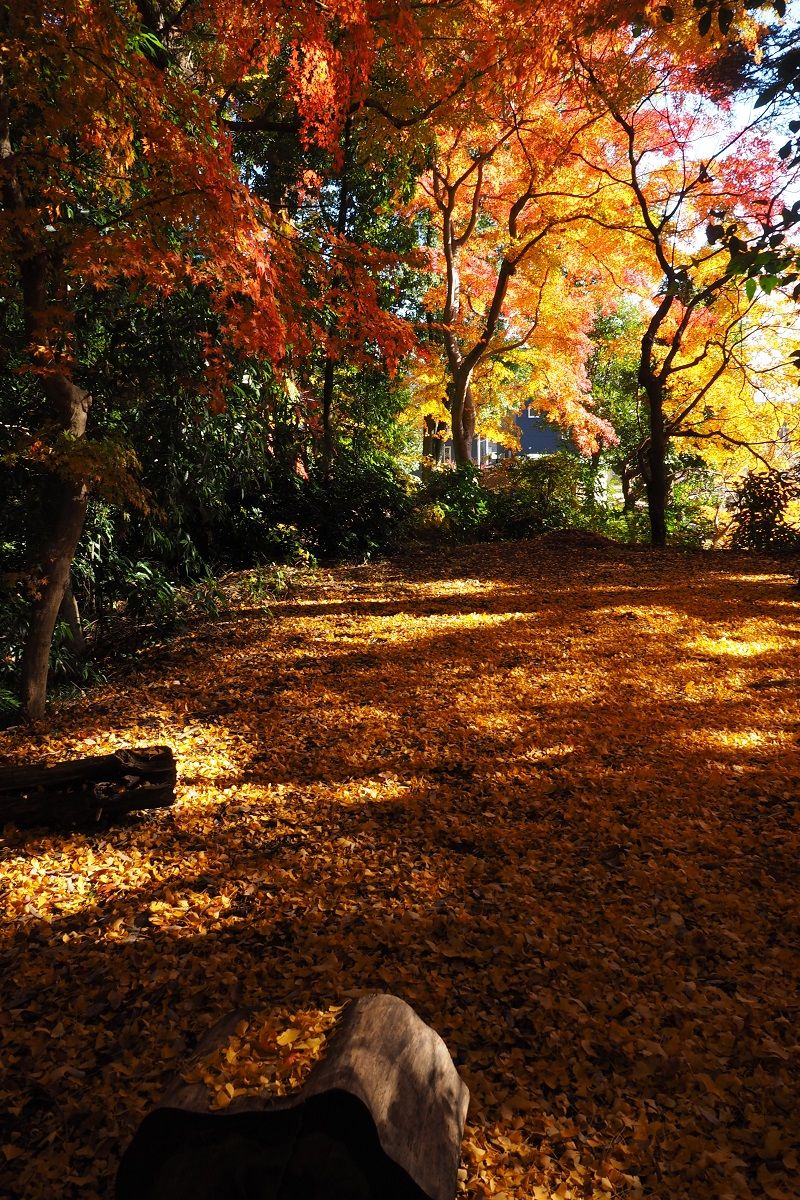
[621,464,636,514]
[422,416,447,462]
[462,383,476,452]
[21,377,91,720]
[585,454,601,516]
[449,375,474,466]
[59,578,87,656]
[117,994,469,1200]
[641,388,667,547]
[638,297,673,548]
[319,118,353,481]
[644,464,667,546]
[0,745,176,828]
[321,355,336,479]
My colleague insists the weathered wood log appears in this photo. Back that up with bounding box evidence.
[0,745,176,828]
[116,993,469,1200]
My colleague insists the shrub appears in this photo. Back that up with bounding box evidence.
[306,447,413,559]
[257,523,316,566]
[406,501,449,541]
[410,463,492,542]
[728,468,800,553]
[487,452,587,538]
[665,478,717,549]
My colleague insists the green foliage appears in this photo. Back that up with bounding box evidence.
[307,447,413,559]
[408,501,449,540]
[254,523,316,567]
[405,447,720,549]
[728,468,800,553]
[248,566,288,603]
[665,472,718,548]
[586,506,650,544]
[409,464,492,541]
[238,564,297,610]
[0,588,28,719]
[0,685,20,719]
[175,575,229,621]
[489,453,588,538]
[111,559,178,624]
[408,453,589,543]
[587,304,647,508]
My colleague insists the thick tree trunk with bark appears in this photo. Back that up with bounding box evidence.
[1,85,93,719]
[20,377,91,720]
[449,374,475,466]
[644,452,667,547]
[116,993,469,1200]
[0,745,176,828]
[639,381,668,547]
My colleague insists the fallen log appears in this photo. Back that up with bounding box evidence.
[117,993,469,1200]
[0,745,176,828]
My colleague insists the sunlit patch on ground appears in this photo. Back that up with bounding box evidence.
[1,542,798,1199]
[687,633,785,658]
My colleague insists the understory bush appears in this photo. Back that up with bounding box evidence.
[665,478,717,549]
[487,453,588,538]
[306,447,413,559]
[408,453,587,542]
[408,463,492,541]
[405,451,723,548]
[728,468,800,553]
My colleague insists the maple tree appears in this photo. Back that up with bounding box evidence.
[575,29,800,543]
[402,0,791,470]
[407,52,635,465]
[0,0,420,721]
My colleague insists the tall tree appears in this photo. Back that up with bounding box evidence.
[576,30,800,543]
[412,75,627,464]
[0,0,412,718]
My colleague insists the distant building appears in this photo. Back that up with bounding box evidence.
[518,405,566,457]
[425,406,567,466]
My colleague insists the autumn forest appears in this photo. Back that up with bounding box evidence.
[1,1,800,1198]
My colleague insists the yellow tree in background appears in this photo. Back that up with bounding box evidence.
[407,68,638,464]
[575,27,800,542]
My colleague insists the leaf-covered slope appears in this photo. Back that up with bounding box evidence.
[1,543,799,1199]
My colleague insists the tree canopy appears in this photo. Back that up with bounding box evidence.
[2,0,800,715]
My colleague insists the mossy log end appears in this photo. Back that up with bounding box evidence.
[116,994,470,1200]
[0,745,176,828]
